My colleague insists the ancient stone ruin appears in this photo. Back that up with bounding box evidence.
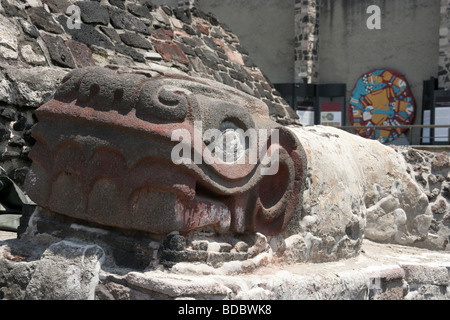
[0,0,449,300]
[26,66,305,237]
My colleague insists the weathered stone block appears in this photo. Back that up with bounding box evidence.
[108,6,149,34]
[108,0,125,10]
[127,3,151,18]
[20,44,46,65]
[65,40,96,68]
[18,18,39,38]
[114,43,145,62]
[1,0,26,18]
[432,152,450,171]
[402,264,449,285]
[5,66,68,107]
[42,0,71,13]
[76,1,110,25]
[99,26,121,43]
[41,33,76,68]
[57,15,114,50]
[24,240,105,300]
[27,6,63,34]
[119,31,152,49]
[0,79,14,104]
[153,40,189,65]
[0,16,19,59]
[152,28,173,40]
[124,272,230,298]
[194,47,219,70]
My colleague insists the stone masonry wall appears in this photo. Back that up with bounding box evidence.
[0,0,297,187]
[398,147,450,251]
[440,0,450,89]
[294,0,320,83]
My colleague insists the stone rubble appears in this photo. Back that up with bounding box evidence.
[394,147,450,251]
[1,227,449,300]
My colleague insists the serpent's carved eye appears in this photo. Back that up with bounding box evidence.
[213,122,247,163]
[200,101,256,165]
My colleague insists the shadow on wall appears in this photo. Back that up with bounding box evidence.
[0,167,34,232]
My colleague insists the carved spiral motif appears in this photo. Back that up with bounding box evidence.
[136,84,192,121]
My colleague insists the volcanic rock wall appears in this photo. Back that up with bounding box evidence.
[0,0,297,186]
[440,0,450,89]
[398,147,450,251]
[294,0,319,83]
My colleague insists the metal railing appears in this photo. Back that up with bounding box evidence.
[334,124,450,144]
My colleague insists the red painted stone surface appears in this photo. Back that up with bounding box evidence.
[65,40,96,68]
[196,22,210,35]
[152,28,174,40]
[153,40,189,66]
[25,66,306,237]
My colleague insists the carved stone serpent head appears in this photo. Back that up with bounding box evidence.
[25,66,306,238]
